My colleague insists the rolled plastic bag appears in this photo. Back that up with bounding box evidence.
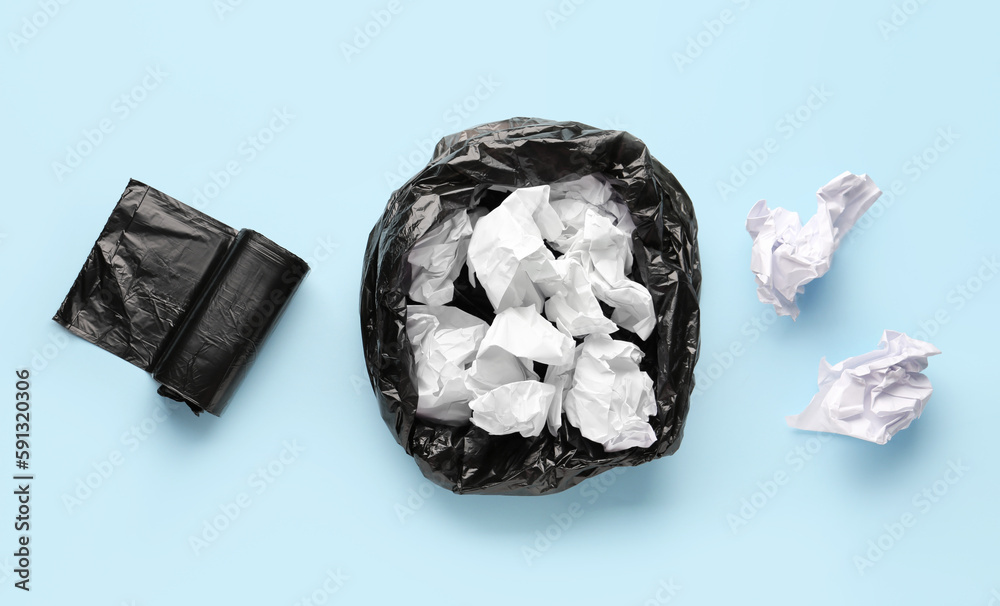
[54,179,309,416]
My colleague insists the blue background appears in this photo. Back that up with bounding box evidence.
[1,1,997,604]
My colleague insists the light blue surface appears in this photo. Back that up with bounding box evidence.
[1,1,997,604]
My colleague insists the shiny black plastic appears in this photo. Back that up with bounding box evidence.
[54,179,308,416]
[360,118,701,495]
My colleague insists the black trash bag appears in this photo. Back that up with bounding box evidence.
[360,118,700,495]
[54,179,309,416]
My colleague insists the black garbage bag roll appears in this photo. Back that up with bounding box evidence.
[360,118,700,495]
[54,179,309,416]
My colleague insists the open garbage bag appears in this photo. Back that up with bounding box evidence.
[360,118,700,495]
